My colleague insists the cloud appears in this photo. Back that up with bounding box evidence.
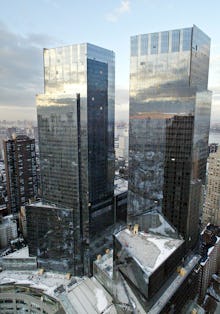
[106,0,130,22]
[0,22,60,120]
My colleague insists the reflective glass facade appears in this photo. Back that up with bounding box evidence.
[34,43,115,274]
[129,26,211,248]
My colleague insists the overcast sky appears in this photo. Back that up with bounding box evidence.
[0,0,220,122]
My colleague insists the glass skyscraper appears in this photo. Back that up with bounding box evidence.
[27,43,115,274]
[128,25,211,248]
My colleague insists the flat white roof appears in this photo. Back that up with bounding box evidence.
[67,277,116,314]
[116,228,184,275]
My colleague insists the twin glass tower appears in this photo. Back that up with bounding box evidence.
[28,25,211,274]
[129,25,211,248]
[37,44,115,221]
[29,44,115,274]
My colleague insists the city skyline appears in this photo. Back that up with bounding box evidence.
[0,0,220,122]
[0,14,220,312]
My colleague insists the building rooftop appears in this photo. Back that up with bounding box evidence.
[114,177,128,195]
[146,210,177,237]
[66,277,116,314]
[0,270,116,314]
[200,224,220,266]
[94,250,113,278]
[2,246,29,259]
[128,210,179,238]
[0,270,72,296]
[115,227,184,275]
[28,201,61,209]
[0,214,16,225]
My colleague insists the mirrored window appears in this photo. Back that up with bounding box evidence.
[161,31,169,53]
[141,34,148,55]
[151,33,158,54]
[182,28,192,51]
[131,36,138,56]
[172,30,180,52]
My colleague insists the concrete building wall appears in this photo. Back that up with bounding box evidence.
[0,215,17,248]
[203,148,220,226]
[199,237,220,301]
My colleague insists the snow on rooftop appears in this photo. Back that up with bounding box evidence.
[114,178,128,195]
[3,246,30,259]
[0,270,117,313]
[200,237,220,266]
[95,288,108,312]
[63,277,116,313]
[28,201,58,208]
[0,270,74,297]
[116,228,184,274]
[1,214,14,223]
[94,250,113,277]
[149,213,176,236]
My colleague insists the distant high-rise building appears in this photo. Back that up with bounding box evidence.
[0,214,18,249]
[203,148,220,226]
[209,142,218,154]
[128,25,211,248]
[0,161,7,212]
[27,43,115,274]
[4,135,38,215]
[115,130,129,161]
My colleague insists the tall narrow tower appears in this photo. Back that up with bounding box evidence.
[4,135,38,215]
[27,43,115,274]
[128,25,211,248]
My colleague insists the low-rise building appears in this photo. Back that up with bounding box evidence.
[0,262,117,314]
[94,211,201,313]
